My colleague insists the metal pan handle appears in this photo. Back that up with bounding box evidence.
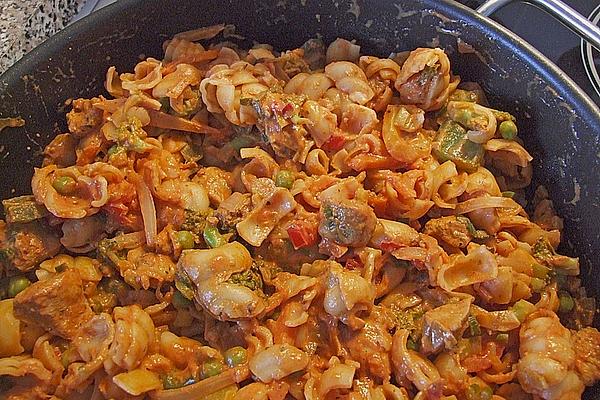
[477,0,600,51]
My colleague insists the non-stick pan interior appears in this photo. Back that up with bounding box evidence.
[0,1,599,396]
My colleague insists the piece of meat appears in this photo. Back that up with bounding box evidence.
[421,298,471,354]
[423,216,473,249]
[42,133,77,167]
[573,327,600,386]
[340,306,395,383]
[215,192,252,232]
[318,198,377,247]
[13,270,93,340]
[0,222,61,273]
[66,98,103,138]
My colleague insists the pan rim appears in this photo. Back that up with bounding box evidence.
[0,0,598,121]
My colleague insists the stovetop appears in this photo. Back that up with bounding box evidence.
[462,0,600,105]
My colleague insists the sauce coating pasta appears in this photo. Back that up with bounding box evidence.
[0,26,599,400]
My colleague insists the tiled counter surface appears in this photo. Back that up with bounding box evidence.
[0,0,86,73]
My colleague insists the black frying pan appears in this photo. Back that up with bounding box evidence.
[0,0,599,397]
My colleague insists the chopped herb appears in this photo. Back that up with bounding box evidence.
[468,314,481,336]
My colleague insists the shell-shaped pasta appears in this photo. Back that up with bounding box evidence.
[106,66,126,97]
[339,103,378,135]
[301,100,338,147]
[359,56,401,81]
[421,297,472,354]
[476,265,515,305]
[437,245,498,292]
[447,101,497,144]
[32,163,122,219]
[199,62,278,125]
[178,243,266,320]
[163,37,219,64]
[305,149,330,175]
[236,188,297,247]
[324,262,375,325]
[284,72,333,100]
[249,344,309,383]
[324,61,374,105]
[517,310,584,399]
[391,329,441,391]
[382,104,430,166]
[159,331,219,370]
[152,63,201,99]
[0,355,52,383]
[106,305,155,371]
[179,242,253,284]
[156,180,210,212]
[121,58,163,92]
[394,47,457,111]
[326,38,360,63]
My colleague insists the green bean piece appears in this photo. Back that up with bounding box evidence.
[52,176,78,196]
[501,191,515,198]
[512,299,536,322]
[275,170,295,189]
[530,277,546,293]
[203,226,226,249]
[224,346,248,367]
[175,230,195,250]
[7,276,31,298]
[499,120,518,140]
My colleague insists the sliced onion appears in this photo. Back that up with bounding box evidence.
[454,196,520,215]
[173,24,226,42]
[147,110,221,135]
[133,175,157,247]
[149,366,248,400]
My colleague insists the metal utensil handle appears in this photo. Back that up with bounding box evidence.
[477,0,600,51]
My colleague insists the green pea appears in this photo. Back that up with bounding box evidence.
[161,373,188,390]
[275,170,295,189]
[467,383,493,400]
[52,176,77,196]
[175,230,195,250]
[8,276,31,298]
[224,346,247,367]
[499,120,518,140]
[172,290,192,309]
[203,226,226,249]
[558,292,575,313]
[200,359,224,379]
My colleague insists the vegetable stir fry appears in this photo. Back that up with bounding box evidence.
[0,25,598,400]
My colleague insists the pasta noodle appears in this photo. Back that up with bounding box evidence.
[0,29,598,400]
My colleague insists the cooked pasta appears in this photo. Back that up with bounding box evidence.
[0,26,599,400]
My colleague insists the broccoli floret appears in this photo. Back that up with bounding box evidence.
[228,266,263,292]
